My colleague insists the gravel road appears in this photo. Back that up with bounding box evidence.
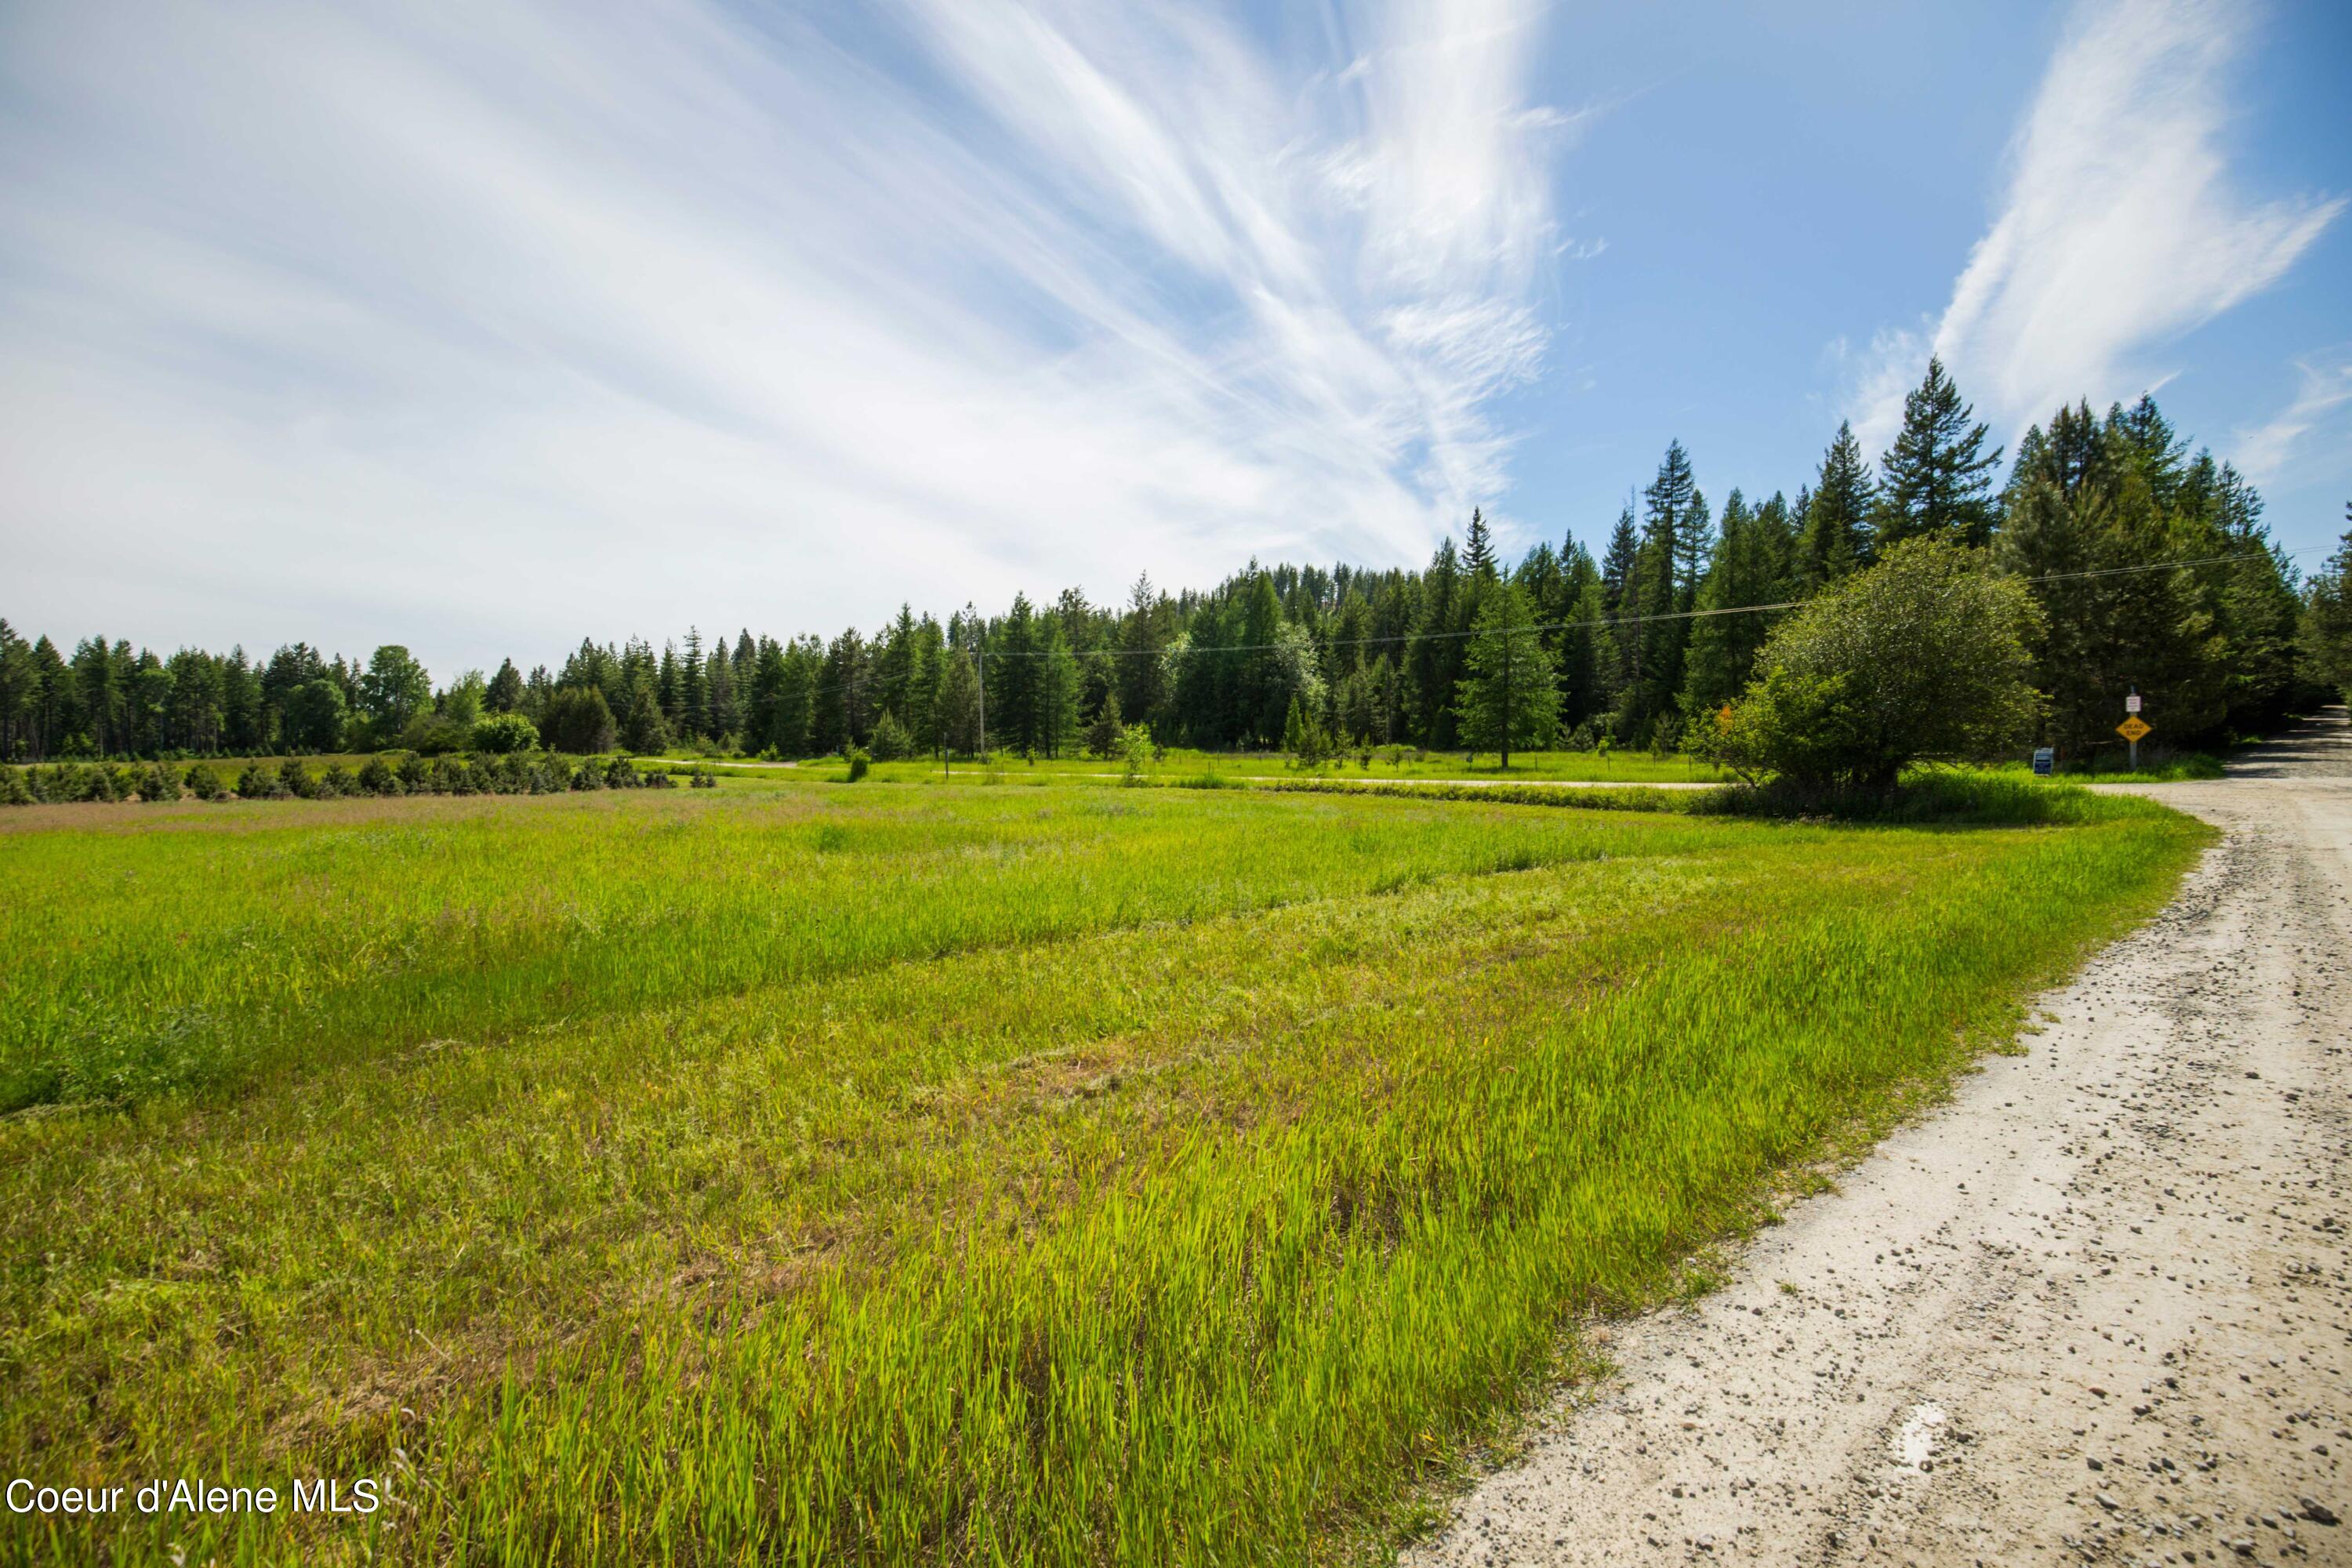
[1403,708,2352,1567]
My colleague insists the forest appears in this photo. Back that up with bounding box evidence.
[7,361,2350,770]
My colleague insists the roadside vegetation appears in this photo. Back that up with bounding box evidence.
[1,776,2207,1565]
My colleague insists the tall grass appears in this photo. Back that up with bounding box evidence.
[0,782,2206,1565]
[0,789,1727,1109]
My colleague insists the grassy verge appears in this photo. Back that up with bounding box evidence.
[0,782,2208,1565]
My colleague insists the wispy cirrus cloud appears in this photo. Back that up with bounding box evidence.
[1850,0,2341,456]
[2233,352,2352,488]
[0,0,1578,673]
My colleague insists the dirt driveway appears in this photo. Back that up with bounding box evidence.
[1402,710,2352,1567]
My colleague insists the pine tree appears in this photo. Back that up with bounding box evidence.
[1600,503,1639,615]
[933,647,984,764]
[1456,582,1559,768]
[658,643,681,728]
[681,627,709,739]
[485,659,526,714]
[1793,421,1875,593]
[1116,573,1170,731]
[1679,490,1795,722]
[1875,356,2003,550]
[1642,440,1698,594]
[1555,545,1614,731]
[1463,507,1498,579]
[1405,539,1466,748]
[906,616,943,754]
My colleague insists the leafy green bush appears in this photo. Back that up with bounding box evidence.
[183,764,225,801]
[1708,539,2042,792]
[401,713,475,756]
[136,764,180,803]
[236,761,285,800]
[845,746,871,782]
[1119,724,1154,786]
[357,755,402,796]
[0,768,31,806]
[472,713,539,754]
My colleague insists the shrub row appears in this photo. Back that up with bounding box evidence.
[0,753,677,805]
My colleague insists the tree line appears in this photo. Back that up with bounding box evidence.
[6,360,2349,768]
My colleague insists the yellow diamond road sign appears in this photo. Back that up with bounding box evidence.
[2117,716,2151,742]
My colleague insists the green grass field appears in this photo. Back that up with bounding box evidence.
[0,779,2208,1565]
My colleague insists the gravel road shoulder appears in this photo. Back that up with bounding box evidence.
[1401,710,2352,1567]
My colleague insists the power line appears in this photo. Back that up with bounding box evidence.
[960,548,2284,659]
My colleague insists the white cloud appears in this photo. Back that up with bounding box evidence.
[0,0,1575,674]
[2233,353,2352,488]
[1851,0,2341,457]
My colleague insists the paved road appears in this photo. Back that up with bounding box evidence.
[1402,708,2352,1567]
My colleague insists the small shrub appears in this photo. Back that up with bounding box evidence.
[183,764,226,802]
[845,747,871,782]
[0,768,31,806]
[868,711,913,762]
[604,757,641,789]
[644,768,677,789]
[278,757,314,799]
[236,761,284,800]
[356,756,401,795]
[137,763,181,803]
[316,763,358,798]
[1118,724,1153,786]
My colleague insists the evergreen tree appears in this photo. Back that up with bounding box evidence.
[485,659,526,713]
[657,643,681,728]
[1404,538,1466,747]
[1116,573,1170,731]
[934,647,984,761]
[2000,403,2223,753]
[1642,440,1700,599]
[906,616,944,754]
[1875,356,2002,550]
[1462,507,1498,579]
[1793,421,1875,593]
[1679,490,1795,723]
[1456,582,1559,768]
[680,627,709,739]
[706,643,738,739]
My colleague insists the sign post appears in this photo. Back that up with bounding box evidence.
[2117,684,2151,771]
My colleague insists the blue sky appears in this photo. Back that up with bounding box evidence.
[2,0,2346,677]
